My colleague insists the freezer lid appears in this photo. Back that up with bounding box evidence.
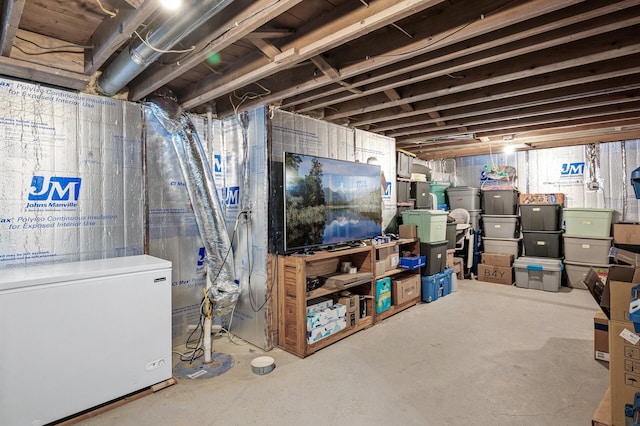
[0,255,172,291]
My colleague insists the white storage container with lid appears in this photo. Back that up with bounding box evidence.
[513,256,564,292]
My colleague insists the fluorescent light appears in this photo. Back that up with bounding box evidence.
[503,144,515,154]
[160,0,181,10]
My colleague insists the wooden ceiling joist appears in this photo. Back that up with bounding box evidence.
[0,0,25,57]
[179,0,447,110]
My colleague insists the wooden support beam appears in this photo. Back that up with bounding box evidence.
[180,0,447,110]
[311,56,340,80]
[230,0,590,116]
[0,0,25,57]
[250,38,281,59]
[245,29,294,39]
[427,111,445,127]
[0,55,91,90]
[383,88,414,113]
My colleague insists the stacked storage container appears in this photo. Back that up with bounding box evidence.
[445,187,482,230]
[429,181,451,211]
[401,210,450,295]
[521,204,564,259]
[562,208,613,289]
[478,188,520,285]
[514,203,564,291]
[481,189,522,258]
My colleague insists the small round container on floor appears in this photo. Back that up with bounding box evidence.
[251,356,275,375]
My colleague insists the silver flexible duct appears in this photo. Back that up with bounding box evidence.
[146,91,239,316]
[98,0,234,96]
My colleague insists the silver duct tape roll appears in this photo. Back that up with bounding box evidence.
[146,99,239,315]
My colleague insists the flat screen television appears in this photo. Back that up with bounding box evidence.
[283,152,382,253]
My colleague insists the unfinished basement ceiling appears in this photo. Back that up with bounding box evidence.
[1,0,639,159]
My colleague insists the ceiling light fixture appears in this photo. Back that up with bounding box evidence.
[160,0,181,10]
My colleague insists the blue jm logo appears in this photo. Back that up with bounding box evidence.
[197,247,206,266]
[560,162,585,176]
[384,181,392,196]
[28,176,82,201]
[213,154,222,173]
[222,186,240,205]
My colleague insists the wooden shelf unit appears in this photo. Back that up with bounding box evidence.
[277,245,375,358]
[277,239,423,358]
[373,238,421,324]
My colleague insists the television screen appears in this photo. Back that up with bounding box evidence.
[283,152,382,253]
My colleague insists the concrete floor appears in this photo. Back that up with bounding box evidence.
[79,279,609,426]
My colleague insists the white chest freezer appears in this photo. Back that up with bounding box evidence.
[0,255,172,425]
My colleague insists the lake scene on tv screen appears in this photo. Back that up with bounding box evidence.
[284,153,382,252]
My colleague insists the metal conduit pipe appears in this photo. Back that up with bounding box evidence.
[97,0,234,96]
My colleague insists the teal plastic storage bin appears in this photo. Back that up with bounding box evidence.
[402,209,448,243]
[428,181,451,205]
[563,208,613,238]
[376,277,391,313]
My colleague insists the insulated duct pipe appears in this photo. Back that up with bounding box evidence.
[98,0,234,96]
[146,90,239,319]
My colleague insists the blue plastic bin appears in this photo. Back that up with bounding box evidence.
[421,275,439,303]
[399,255,426,270]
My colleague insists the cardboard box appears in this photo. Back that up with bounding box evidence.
[612,246,640,267]
[446,249,455,268]
[477,264,514,285]
[346,310,358,327]
[399,224,417,239]
[377,245,400,271]
[591,385,610,426]
[306,297,334,315]
[607,265,640,323]
[392,274,420,305]
[585,267,610,319]
[518,193,564,205]
[336,294,359,313]
[594,311,609,362]
[608,320,640,426]
[306,316,347,344]
[481,252,514,267]
[375,260,386,277]
[614,223,640,245]
[306,304,347,330]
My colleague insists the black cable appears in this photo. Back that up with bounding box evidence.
[245,211,276,313]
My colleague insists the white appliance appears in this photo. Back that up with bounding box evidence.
[0,255,172,425]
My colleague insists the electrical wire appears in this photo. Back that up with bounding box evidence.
[133,30,195,54]
[13,36,93,56]
[229,82,272,115]
[96,0,117,17]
